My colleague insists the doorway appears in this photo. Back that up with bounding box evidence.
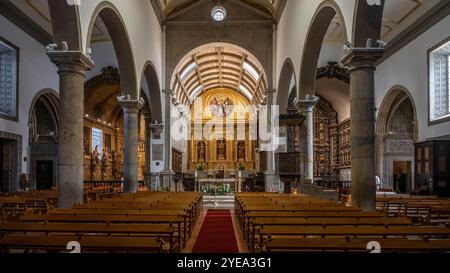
[0,139,13,193]
[393,161,412,193]
[35,160,54,190]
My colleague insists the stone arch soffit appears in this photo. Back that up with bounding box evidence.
[299,0,348,99]
[86,1,138,99]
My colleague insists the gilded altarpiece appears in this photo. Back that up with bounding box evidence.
[188,89,256,172]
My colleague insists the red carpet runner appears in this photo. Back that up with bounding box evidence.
[192,209,239,253]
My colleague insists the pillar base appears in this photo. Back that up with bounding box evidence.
[264,170,277,192]
[161,169,175,191]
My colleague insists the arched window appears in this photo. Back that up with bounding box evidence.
[0,37,18,121]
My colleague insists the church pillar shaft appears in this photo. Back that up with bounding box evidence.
[264,89,276,192]
[162,89,174,190]
[341,48,384,212]
[118,97,145,193]
[48,51,94,208]
[297,98,318,183]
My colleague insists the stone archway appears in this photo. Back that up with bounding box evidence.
[352,0,386,47]
[298,0,347,99]
[86,2,138,98]
[376,86,418,192]
[141,61,163,123]
[28,89,59,190]
[47,0,82,50]
[277,58,296,113]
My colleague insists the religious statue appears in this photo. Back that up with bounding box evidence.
[217,140,226,160]
[92,145,100,163]
[238,141,246,161]
[197,141,206,162]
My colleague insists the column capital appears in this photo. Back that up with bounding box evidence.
[47,51,94,76]
[296,95,319,112]
[340,48,384,71]
[149,122,164,133]
[149,122,164,130]
[117,96,145,113]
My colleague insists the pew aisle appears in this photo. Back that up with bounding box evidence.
[0,191,203,253]
[235,193,450,253]
[192,210,239,253]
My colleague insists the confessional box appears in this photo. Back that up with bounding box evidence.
[414,140,450,197]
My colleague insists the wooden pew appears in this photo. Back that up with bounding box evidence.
[0,235,164,253]
[0,222,177,252]
[248,217,412,251]
[264,238,450,253]
[20,213,187,249]
[256,226,450,252]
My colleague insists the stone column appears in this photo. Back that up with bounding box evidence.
[161,89,174,191]
[264,89,277,192]
[118,97,145,193]
[47,51,94,208]
[341,48,384,212]
[297,97,318,184]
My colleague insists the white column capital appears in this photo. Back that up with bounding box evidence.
[117,96,145,113]
[296,95,319,112]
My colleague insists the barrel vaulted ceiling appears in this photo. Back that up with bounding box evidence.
[171,44,267,107]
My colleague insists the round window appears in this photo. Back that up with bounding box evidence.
[211,6,227,22]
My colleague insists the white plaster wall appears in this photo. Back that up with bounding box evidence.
[85,41,118,80]
[78,0,163,103]
[316,78,350,122]
[275,0,355,99]
[375,15,450,142]
[318,44,346,67]
[0,14,59,173]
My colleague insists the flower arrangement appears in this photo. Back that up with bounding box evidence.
[196,164,205,171]
[238,163,245,171]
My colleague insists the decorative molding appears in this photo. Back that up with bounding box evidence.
[316,62,349,84]
[378,0,450,64]
[0,0,52,46]
[101,66,120,85]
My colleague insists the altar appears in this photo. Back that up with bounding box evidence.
[196,178,240,196]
